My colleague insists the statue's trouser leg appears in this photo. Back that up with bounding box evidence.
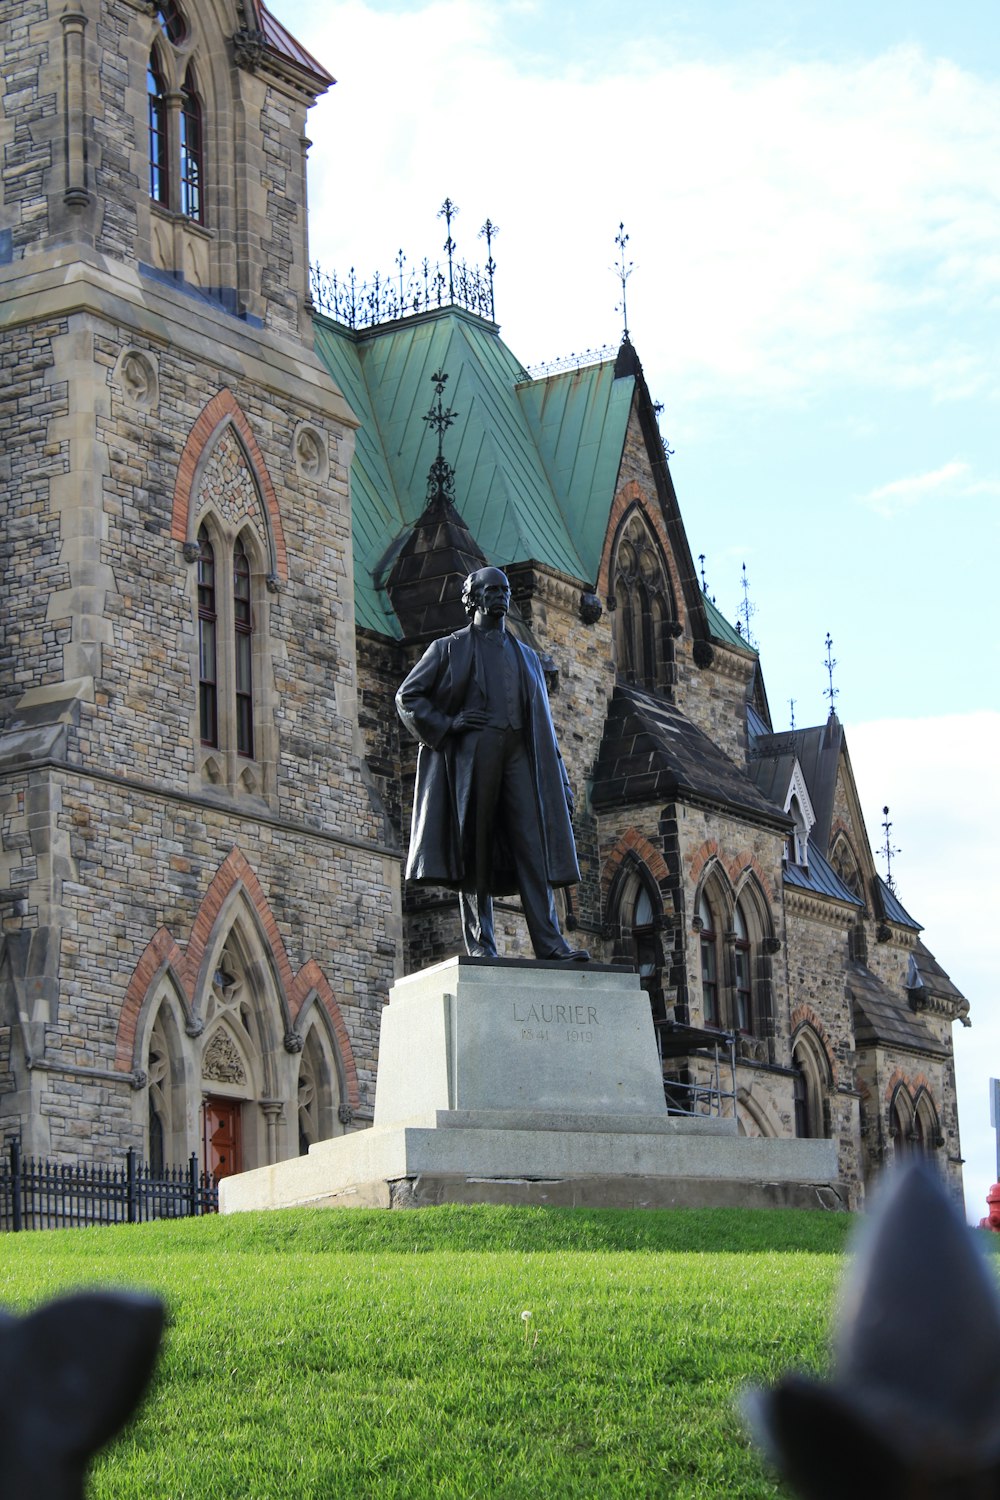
[458,888,496,956]
[462,728,568,959]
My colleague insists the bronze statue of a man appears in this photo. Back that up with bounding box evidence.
[396,567,589,962]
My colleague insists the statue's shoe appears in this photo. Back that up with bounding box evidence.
[546,946,590,962]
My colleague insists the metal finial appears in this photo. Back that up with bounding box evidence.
[438,198,458,301]
[422,370,458,507]
[881,805,901,893]
[738,562,758,649]
[614,222,633,342]
[479,218,499,321]
[789,698,796,730]
[698,553,708,594]
[823,632,839,713]
[422,369,457,465]
[395,247,406,304]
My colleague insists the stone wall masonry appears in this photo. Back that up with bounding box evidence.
[0,317,71,717]
[0,767,398,1158]
[0,1,55,256]
[783,890,864,1192]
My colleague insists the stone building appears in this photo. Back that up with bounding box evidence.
[0,0,399,1176]
[0,0,969,1204]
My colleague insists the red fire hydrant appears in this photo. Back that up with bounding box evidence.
[980,1182,1000,1231]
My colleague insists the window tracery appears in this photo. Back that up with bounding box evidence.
[611,510,677,694]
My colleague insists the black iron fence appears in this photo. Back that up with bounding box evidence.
[0,1141,218,1231]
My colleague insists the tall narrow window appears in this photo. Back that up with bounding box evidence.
[180,68,204,223]
[734,904,753,1033]
[699,894,719,1026]
[147,55,169,205]
[197,526,219,747]
[611,510,676,694]
[233,535,254,758]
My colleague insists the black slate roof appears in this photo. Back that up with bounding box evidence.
[384,494,488,641]
[783,844,864,906]
[907,941,969,1016]
[590,685,790,825]
[752,713,844,855]
[876,876,921,931]
[848,961,948,1057]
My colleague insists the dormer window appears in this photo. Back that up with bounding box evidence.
[782,764,815,867]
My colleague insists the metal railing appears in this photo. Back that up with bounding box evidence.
[0,1141,218,1231]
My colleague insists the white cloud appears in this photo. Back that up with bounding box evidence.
[859,460,1000,515]
[296,5,1000,408]
[848,713,1000,1222]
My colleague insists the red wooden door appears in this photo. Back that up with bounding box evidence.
[203,1097,242,1184]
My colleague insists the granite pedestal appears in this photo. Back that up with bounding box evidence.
[220,957,843,1214]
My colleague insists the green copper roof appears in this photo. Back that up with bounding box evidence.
[703,592,758,655]
[312,308,634,638]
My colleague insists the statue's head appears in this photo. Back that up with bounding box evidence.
[462,567,511,618]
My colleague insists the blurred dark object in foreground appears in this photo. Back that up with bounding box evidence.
[748,1165,1000,1498]
[0,1290,164,1499]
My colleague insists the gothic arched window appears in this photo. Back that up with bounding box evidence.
[791,1027,830,1139]
[197,525,218,747]
[196,522,260,777]
[233,534,254,758]
[699,892,721,1027]
[156,1,187,43]
[611,510,677,695]
[180,66,204,222]
[147,53,169,205]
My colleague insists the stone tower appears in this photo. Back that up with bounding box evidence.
[0,1,399,1173]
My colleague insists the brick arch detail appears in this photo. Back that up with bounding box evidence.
[597,481,687,632]
[728,851,778,908]
[688,839,721,888]
[170,387,288,581]
[290,960,360,1108]
[790,1004,839,1088]
[114,848,359,1108]
[884,1068,932,1107]
[600,827,670,907]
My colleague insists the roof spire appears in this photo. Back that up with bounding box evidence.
[438,197,458,301]
[737,561,758,649]
[823,632,840,716]
[880,805,901,893]
[614,222,633,343]
[789,698,796,730]
[478,218,499,321]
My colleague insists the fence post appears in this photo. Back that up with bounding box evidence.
[126,1147,138,1224]
[10,1138,22,1233]
[188,1153,199,1217]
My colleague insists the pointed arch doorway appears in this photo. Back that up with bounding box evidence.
[203,1095,243,1185]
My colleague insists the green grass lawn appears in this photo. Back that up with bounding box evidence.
[1,1206,858,1499]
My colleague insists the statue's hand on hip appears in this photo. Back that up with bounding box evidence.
[451,708,488,734]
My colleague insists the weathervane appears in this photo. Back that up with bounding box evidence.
[478,218,499,321]
[880,805,901,893]
[823,632,839,714]
[737,562,758,649]
[614,222,633,342]
[422,369,458,506]
[438,197,458,301]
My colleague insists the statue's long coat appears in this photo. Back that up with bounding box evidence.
[396,625,581,895]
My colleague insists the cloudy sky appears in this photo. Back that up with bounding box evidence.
[286,0,999,1219]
